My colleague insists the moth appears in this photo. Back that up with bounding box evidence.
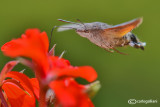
[57,18,146,54]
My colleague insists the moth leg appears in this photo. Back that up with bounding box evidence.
[121,39,126,46]
[104,48,114,53]
[115,39,119,45]
[102,43,114,53]
[112,48,128,55]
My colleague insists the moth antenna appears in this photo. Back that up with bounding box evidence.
[58,19,78,24]
[76,19,87,30]
[76,19,84,25]
[50,26,57,50]
[112,48,128,55]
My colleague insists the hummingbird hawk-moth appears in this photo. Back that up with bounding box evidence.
[57,18,146,54]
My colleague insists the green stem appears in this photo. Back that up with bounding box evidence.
[39,85,48,107]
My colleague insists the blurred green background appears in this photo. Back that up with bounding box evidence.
[0,0,159,107]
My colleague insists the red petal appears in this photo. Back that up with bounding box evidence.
[3,79,26,92]
[50,56,97,82]
[49,80,76,107]
[55,66,97,82]
[1,29,50,77]
[30,78,39,99]
[51,56,70,68]
[49,79,94,107]
[2,83,35,107]
[1,29,49,58]
[0,61,18,85]
[6,71,35,97]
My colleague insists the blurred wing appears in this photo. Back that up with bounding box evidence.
[57,24,79,32]
[103,18,143,38]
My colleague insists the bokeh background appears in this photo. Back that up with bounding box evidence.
[0,0,159,107]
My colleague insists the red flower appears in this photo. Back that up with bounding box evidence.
[1,29,98,107]
[1,29,97,83]
[0,61,39,107]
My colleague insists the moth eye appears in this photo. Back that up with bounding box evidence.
[84,30,89,33]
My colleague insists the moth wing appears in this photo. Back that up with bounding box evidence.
[103,18,143,38]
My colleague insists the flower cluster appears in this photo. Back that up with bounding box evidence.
[0,29,100,107]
